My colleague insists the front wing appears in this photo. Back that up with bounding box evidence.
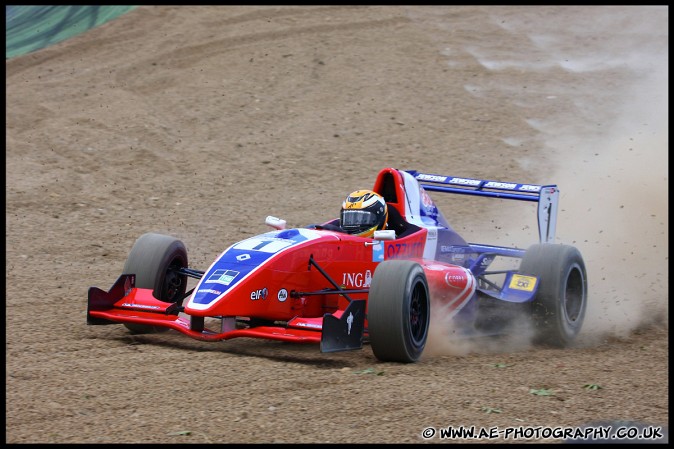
[87,274,364,350]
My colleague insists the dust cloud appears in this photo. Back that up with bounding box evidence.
[541,7,668,342]
[424,6,668,357]
[554,62,668,342]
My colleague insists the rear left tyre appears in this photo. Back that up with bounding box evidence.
[519,243,588,347]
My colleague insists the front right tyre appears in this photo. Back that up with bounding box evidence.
[121,232,188,334]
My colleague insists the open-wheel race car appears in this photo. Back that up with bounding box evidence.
[87,167,588,363]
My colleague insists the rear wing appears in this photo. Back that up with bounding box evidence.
[405,170,559,243]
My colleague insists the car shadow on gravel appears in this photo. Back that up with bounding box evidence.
[109,332,364,368]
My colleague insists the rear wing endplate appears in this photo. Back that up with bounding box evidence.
[405,170,559,243]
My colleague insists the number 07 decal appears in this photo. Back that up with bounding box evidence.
[233,238,294,253]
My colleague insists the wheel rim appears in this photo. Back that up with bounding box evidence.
[409,280,429,345]
[564,265,585,322]
[161,258,186,302]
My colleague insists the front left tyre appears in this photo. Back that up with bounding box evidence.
[367,260,430,363]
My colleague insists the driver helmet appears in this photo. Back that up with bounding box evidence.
[340,189,388,238]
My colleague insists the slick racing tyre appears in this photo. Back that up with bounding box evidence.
[519,243,588,347]
[122,233,188,334]
[368,260,430,363]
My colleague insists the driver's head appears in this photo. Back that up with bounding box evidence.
[340,190,388,238]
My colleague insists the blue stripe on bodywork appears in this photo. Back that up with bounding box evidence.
[190,229,318,306]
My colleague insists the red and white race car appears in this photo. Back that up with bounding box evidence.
[87,167,588,362]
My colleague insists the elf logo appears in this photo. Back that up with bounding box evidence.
[250,288,268,300]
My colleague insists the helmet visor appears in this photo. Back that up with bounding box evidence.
[341,209,378,230]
